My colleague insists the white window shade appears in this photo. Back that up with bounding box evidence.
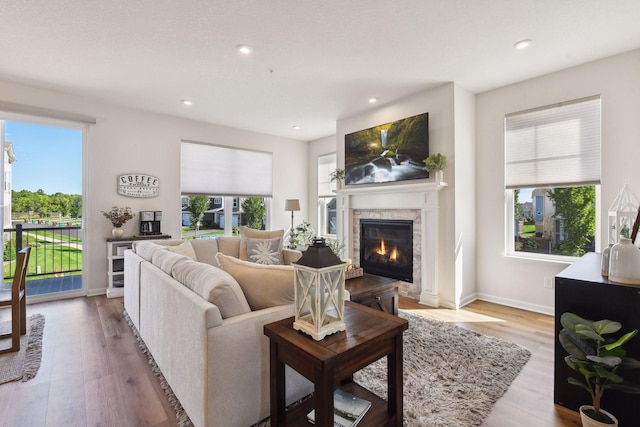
[505,96,601,189]
[181,141,273,196]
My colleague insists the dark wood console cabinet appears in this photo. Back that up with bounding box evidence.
[554,252,640,425]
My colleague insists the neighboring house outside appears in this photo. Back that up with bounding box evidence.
[4,142,15,231]
[530,188,570,246]
[181,196,243,228]
[521,202,533,220]
[532,188,555,240]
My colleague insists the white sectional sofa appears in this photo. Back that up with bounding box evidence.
[123,232,312,427]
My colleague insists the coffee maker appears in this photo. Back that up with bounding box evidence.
[140,211,163,235]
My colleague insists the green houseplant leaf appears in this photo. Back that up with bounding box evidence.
[559,312,640,420]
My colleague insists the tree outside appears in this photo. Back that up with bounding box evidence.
[547,186,596,256]
[241,197,266,230]
[186,195,211,237]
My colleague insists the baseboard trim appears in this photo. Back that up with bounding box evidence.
[475,292,554,316]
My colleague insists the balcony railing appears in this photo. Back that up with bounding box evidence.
[3,223,82,280]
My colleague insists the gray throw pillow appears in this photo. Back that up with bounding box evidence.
[246,237,282,265]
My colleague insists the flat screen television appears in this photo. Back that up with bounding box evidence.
[344,112,429,185]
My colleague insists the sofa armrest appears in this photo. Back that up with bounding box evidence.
[282,248,303,264]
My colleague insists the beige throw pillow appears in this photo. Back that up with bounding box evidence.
[215,253,295,311]
[167,241,197,260]
[239,226,284,261]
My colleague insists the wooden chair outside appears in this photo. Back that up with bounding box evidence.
[0,246,31,354]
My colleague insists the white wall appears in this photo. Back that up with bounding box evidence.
[0,79,308,296]
[453,85,477,308]
[475,49,640,315]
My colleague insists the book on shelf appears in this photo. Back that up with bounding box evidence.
[307,388,371,427]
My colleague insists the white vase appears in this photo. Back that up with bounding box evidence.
[435,170,444,183]
[609,237,640,285]
[112,227,124,238]
[579,406,618,427]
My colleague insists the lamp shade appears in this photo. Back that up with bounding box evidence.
[284,199,300,211]
[293,238,346,340]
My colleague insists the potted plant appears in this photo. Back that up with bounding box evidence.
[330,168,346,189]
[558,312,640,426]
[422,153,447,182]
[102,206,135,237]
[294,221,316,248]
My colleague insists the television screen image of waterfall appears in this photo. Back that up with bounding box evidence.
[345,112,429,185]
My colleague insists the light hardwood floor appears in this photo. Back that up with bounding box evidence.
[0,295,582,426]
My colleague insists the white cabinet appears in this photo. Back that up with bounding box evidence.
[106,235,171,298]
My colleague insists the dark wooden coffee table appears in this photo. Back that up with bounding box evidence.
[264,301,408,427]
[345,273,400,315]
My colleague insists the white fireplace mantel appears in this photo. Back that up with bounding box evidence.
[336,181,446,307]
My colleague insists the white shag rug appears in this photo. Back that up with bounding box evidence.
[352,310,531,426]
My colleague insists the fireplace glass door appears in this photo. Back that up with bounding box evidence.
[360,219,413,282]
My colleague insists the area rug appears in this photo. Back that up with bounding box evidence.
[352,310,532,426]
[125,309,531,427]
[0,313,45,384]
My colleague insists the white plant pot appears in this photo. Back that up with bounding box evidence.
[112,227,124,238]
[579,405,618,427]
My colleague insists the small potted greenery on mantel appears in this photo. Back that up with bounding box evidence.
[422,153,447,183]
[330,168,346,190]
[558,312,640,426]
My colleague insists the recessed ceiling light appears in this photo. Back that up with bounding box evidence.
[513,39,532,50]
[293,125,301,130]
[368,97,378,103]
[181,99,193,106]
[237,44,253,55]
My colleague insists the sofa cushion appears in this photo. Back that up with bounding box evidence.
[239,226,284,261]
[167,241,197,260]
[246,237,282,265]
[151,249,192,276]
[187,238,219,265]
[216,237,241,259]
[216,253,295,311]
[171,259,251,318]
[133,240,168,261]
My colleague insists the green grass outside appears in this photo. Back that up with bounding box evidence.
[521,224,535,236]
[4,241,82,281]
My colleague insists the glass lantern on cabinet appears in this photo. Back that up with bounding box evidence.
[293,238,346,341]
[608,183,640,245]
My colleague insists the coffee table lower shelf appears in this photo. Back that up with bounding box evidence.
[282,382,395,427]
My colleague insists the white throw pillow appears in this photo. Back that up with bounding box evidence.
[246,237,282,265]
[215,253,294,311]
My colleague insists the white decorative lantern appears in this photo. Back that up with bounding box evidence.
[293,238,346,340]
[608,183,639,245]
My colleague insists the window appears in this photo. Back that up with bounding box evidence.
[180,141,273,237]
[505,96,601,258]
[318,153,337,236]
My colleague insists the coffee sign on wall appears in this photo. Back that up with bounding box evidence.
[118,173,159,198]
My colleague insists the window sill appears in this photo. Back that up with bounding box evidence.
[505,251,579,265]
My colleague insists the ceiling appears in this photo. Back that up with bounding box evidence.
[2,1,640,141]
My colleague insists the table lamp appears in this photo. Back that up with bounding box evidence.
[284,199,300,248]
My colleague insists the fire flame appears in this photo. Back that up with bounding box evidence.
[376,240,399,262]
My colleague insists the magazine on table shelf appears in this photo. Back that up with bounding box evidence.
[307,388,371,427]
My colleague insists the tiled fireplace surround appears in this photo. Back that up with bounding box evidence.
[336,181,445,306]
